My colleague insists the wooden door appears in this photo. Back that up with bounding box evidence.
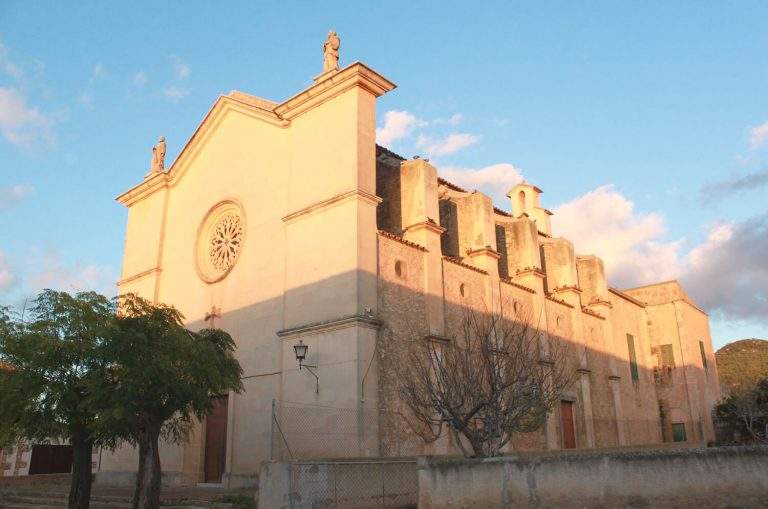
[28,445,73,475]
[560,401,576,449]
[204,395,228,483]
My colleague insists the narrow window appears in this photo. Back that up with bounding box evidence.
[626,333,639,382]
[672,422,687,442]
[518,190,526,212]
[699,341,708,372]
[659,344,675,368]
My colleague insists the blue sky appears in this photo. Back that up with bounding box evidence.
[1,1,766,348]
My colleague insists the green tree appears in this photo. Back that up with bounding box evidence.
[105,294,243,509]
[0,291,117,509]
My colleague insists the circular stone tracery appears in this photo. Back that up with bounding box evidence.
[196,201,245,283]
[208,214,243,271]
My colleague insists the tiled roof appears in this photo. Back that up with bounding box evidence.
[377,230,427,252]
[581,307,606,320]
[442,256,488,275]
[546,294,575,309]
[500,277,536,294]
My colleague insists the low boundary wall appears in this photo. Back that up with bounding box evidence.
[417,446,768,508]
[260,458,417,509]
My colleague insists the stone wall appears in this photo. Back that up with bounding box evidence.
[417,446,768,508]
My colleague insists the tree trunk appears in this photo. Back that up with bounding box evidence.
[134,421,162,509]
[68,426,93,509]
[131,432,148,509]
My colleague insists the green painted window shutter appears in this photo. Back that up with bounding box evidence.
[672,422,687,442]
[699,341,708,371]
[627,333,639,382]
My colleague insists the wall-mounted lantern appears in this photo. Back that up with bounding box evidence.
[293,340,319,393]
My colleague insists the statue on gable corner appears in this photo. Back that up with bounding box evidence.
[150,136,166,174]
[322,30,340,73]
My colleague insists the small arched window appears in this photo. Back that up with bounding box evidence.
[518,190,526,212]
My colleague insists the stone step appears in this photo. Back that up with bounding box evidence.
[0,503,64,509]
[0,491,66,499]
[0,486,249,508]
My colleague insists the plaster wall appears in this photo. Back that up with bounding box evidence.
[417,447,768,508]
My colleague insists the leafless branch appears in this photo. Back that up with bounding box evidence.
[396,304,576,457]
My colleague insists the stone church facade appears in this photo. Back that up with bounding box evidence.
[90,54,720,487]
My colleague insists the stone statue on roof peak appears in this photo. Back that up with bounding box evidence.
[322,30,340,73]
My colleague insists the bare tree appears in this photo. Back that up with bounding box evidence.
[396,306,575,457]
[714,378,768,444]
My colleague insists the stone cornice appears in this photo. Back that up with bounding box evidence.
[588,297,613,309]
[282,189,382,223]
[116,96,288,207]
[609,287,647,308]
[466,247,502,260]
[514,267,546,278]
[116,172,169,206]
[277,314,382,338]
[117,267,161,287]
[274,62,396,120]
[551,285,583,295]
[403,220,445,235]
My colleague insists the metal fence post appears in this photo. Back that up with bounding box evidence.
[288,461,294,509]
[270,398,276,461]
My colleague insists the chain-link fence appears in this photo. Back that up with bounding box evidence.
[270,400,424,460]
[288,459,417,509]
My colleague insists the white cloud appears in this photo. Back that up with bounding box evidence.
[552,185,683,287]
[433,113,463,126]
[0,184,34,209]
[681,215,768,321]
[90,63,105,82]
[551,185,768,324]
[78,64,106,109]
[78,92,94,109]
[0,42,23,81]
[25,250,116,297]
[163,86,190,103]
[749,121,768,150]
[0,87,55,147]
[440,163,523,201]
[132,71,148,87]
[170,55,190,79]
[0,250,14,293]
[376,110,424,146]
[416,133,479,157]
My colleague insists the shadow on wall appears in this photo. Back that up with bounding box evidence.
[99,263,718,486]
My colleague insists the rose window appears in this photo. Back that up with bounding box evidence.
[208,214,243,271]
[196,201,245,283]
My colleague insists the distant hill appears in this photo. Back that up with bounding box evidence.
[716,338,768,392]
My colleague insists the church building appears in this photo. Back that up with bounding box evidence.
[36,37,719,487]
